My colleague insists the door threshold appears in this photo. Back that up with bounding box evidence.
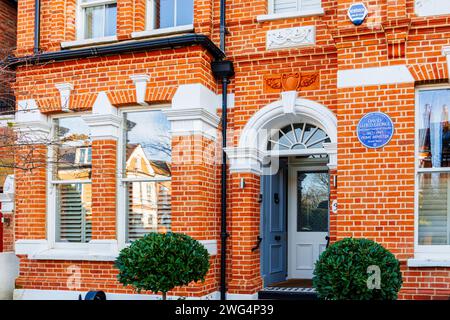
[258,287,318,300]
[269,278,313,288]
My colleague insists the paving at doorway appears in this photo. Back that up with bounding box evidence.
[269,279,313,288]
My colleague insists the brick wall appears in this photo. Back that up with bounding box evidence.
[12,0,450,299]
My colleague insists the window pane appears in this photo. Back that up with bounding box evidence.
[56,183,92,243]
[123,111,172,178]
[418,172,450,245]
[300,0,321,11]
[176,0,193,26]
[297,172,329,232]
[54,117,91,181]
[104,3,117,37]
[155,0,175,29]
[84,5,104,39]
[126,181,172,242]
[418,89,450,168]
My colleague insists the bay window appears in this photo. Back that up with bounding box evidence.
[147,0,193,31]
[51,116,92,243]
[79,0,117,40]
[119,109,172,243]
[416,87,450,253]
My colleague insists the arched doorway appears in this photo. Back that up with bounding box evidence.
[228,94,337,287]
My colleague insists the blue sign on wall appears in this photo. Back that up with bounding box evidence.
[357,112,394,149]
[348,3,368,26]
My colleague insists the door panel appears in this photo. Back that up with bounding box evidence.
[262,162,288,286]
[288,168,329,279]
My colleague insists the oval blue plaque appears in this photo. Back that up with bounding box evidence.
[357,112,394,149]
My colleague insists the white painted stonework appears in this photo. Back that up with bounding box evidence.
[164,84,220,140]
[415,0,450,17]
[15,99,51,144]
[81,92,122,140]
[443,46,450,83]
[130,74,150,106]
[267,26,316,50]
[14,289,220,300]
[55,83,73,112]
[337,65,414,88]
[0,253,19,300]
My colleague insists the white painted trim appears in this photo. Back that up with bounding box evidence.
[131,25,194,39]
[233,96,337,174]
[16,239,218,261]
[55,83,73,112]
[414,85,450,257]
[415,1,450,17]
[130,74,150,105]
[163,84,220,140]
[61,36,118,49]
[407,258,450,267]
[443,46,450,83]
[226,292,258,300]
[14,289,221,300]
[337,65,415,88]
[257,8,324,22]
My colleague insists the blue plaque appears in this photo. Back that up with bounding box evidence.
[348,3,368,26]
[357,112,394,149]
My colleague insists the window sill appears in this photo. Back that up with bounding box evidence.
[61,36,118,49]
[29,248,118,262]
[407,258,450,267]
[257,9,325,22]
[131,25,194,40]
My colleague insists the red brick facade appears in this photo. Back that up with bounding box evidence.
[9,0,450,300]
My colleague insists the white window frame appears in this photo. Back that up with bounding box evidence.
[414,85,450,260]
[415,0,450,17]
[132,0,194,39]
[116,105,172,248]
[47,112,92,250]
[62,0,118,48]
[258,0,324,22]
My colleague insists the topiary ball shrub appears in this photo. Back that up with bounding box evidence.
[115,232,210,300]
[313,238,402,300]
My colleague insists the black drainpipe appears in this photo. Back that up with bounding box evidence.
[211,0,234,301]
[34,0,40,54]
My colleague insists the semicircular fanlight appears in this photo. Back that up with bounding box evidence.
[268,123,331,151]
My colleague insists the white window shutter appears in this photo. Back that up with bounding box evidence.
[57,184,92,243]
[273,0,299,14]
[300,0,322,11]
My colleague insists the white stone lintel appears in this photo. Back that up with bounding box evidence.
[82,113,122,141]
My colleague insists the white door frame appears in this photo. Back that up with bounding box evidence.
[287,164,330,279]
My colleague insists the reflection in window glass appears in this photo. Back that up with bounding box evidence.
[417,88,450,247]
[83,1,117,39]
[54,117,92,181]
[53,117,92,243]
[153,0,193,29]
[297,172,329,232]
[123,110,172,241]
[418,89,450,168]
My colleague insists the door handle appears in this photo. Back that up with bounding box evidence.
[274,235,281,241]
[251,236,263,252]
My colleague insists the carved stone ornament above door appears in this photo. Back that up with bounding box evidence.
[264,72,320,93]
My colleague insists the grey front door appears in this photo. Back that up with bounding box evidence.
[262,160,288,286]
